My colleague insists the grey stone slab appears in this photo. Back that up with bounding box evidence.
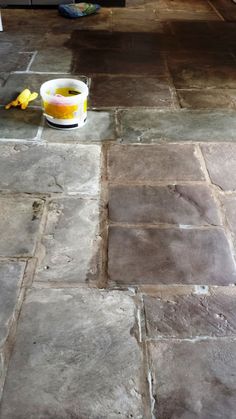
[0,261,26,347]
[0,43,32,73]
[0,73,89,106]
[118,109,236,142]
[35,198,100,283]
[30,48,73,73]
[42,111,115,143]
[109,185,221,226]
[144,292,236,338]
[0,108,41,141]
[108,227,236,285]
[108,145,205,182]
[0,288,144,419]
[149,339,236,419]
[178,89,236,110]
[202,144,236,191]
[0,144,101,196]
[0,196,44,257]
[222,195,236,239]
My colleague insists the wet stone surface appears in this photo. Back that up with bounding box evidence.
[108,227,236,285]
[35,198,100,283]
[144,291,236,338]
[30,48,73,73]
[108,144,205,182]
[118,109,236,142]
[109,184,221,226]
[0,196,44,257]
[0,144,101,196]
[149,339,236,419]
[0,288,144,419]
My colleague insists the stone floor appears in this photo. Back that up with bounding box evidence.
[1,0,236,418]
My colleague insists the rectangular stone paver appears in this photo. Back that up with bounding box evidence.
[0,109,41,141]
[177,89,236,110]
[108,227,236,285]
[42,111,115,142]
[144,291,236,338]
[202,144,236,191]
[109,185,221,226]
[108,145,204,182]
[149,339,236,419]
[30,48,72,72]
[0,196,44,257]
[0,288,144,419]
[35,198,100,283]
[0,144,101,196]
[118,109,236,142]
[0,261,26,348]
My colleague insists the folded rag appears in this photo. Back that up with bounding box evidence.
[59,2,100,18]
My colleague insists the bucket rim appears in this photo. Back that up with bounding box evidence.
[40,78,89,103]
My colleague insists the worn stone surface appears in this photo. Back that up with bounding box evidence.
[202,144,236,191]
[35,198,100,283]
[0,288,144,419]
[30,48,73,72]
[42,111,115,142]
[0,196,44,257]
[118,109,236,142]
[0,261,26,348]
[178,89,236,109]
[0,108,41,141]
[108,145,204,182]
[149,339,236,419]
[168,52,236,89]
[90,75,173,108]
[221,195,236,240]
[0,73,89,106]
[144,292,236,338]
[0,144,101,196]
[109,184,221,226]
[108,227,236,285]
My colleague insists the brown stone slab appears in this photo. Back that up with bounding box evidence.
[91,75,172,108]
[178,89,236,110]
[149,339,236,419]
[167,52,236,89]
[202,144,236,191]
[109,185,221,226]
[108,227,236,285]
[210,0,236,21]
[144,292,236,338]
[108,145,205,182]
[73,48,167,76]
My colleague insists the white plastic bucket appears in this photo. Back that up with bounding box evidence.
[40,78,89,130]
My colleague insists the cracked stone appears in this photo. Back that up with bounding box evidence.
[144,290,236,338]
[221,195,236,244]
[202,144,236,191]
[0,196,44,257]
[0,288,144,419]
[42,111,115,142]
[0,261,26,348]
[149,339,236,419]
[109,185,221,226]
[118,109,236,142]
[108,145,205,182]
[0,144,101,196]
[0,109,41,141]
[108,227,236,285]
[35,197,100,283]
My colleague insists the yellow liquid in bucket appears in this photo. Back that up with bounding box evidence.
[44,87,81,119]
